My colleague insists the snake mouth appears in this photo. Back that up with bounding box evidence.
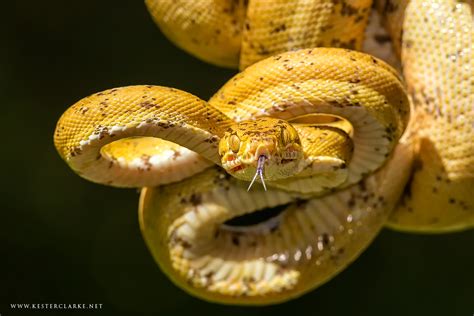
[226,153,298,172]
[222,149,267,175]
[222,155,243,172]
[230,164,244,172]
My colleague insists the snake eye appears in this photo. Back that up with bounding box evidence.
[281,128,291,146]
[229,134,240,153]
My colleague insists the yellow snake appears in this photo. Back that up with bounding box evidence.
[54,0,473,305]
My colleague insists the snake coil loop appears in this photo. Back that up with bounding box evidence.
[54,0,473,305]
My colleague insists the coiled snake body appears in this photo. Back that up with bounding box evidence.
[54,0,473,305]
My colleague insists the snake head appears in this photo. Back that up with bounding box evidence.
[218,117,303,184]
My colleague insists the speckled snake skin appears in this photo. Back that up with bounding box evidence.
[54,0,473,305]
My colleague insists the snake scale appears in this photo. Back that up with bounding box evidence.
[54,0,473,305]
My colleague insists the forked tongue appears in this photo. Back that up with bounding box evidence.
[247,155,267,191]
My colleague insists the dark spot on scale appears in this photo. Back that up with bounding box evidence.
[354,15,364,23]
[204,271,214,283]
[404,40,414,49]
[340,2,358,16]
[295,199,307,207]
[140,101,160,109]
[70,146,82,157]
[358,180,367,192]
[189,193,202,206]
[157,121,169,128]
[321,233,330,246]
[270,23,286,34]
[173,150,181,160]
[257,44,270,55]
[231,235,240,246]
[180,239,192,249]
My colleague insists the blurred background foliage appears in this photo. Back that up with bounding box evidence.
[1,1,472,315]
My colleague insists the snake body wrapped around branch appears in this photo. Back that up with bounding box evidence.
[54,0,473,305]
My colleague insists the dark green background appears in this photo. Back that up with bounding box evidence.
[2,1,473,315]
